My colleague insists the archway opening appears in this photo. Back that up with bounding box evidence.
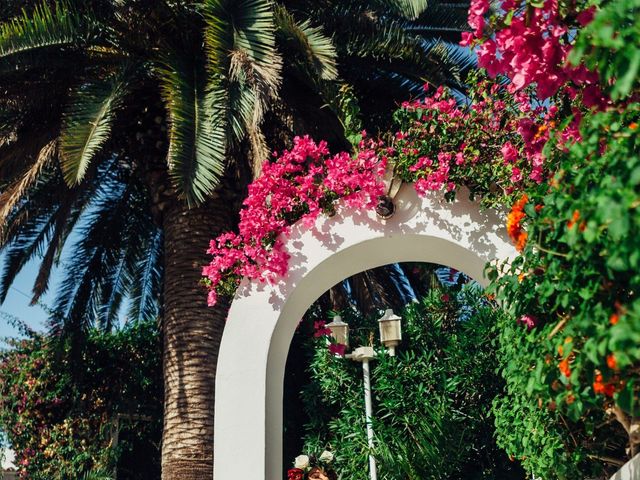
[282,261,527,479]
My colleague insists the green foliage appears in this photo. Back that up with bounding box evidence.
[488,103,640,478]
[569,0,640,100]
[0,320,162,479]
[272,5,338,82]
[298,287,524,480]
[60,67,133,186]
[158,55,227,205]
[0,1,94,59]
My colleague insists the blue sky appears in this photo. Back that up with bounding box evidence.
[0,254,52,341]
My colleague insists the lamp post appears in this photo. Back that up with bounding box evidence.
[326,309,403,480]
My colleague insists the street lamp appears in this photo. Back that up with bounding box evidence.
[326,315,349,349]
[378,309,402,357]
[326,309,403,480]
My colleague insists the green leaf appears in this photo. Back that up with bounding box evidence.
[60,66,133,185]
[158,54,227,205]
[612,48,640,100]
[273,5,338,81]
[0,1,96,59]
[202,0,280,82]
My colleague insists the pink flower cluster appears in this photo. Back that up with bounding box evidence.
[203,136,386,306]
[464,0,605,106]
[394,81,550,195]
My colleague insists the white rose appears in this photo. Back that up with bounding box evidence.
[294,454,310,469]
[319,450,334,463]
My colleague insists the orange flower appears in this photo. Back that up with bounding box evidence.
[506,195,529,252]
[558,358,571,378]
[630,122,638,130]
[606,354,617,370]
[518,272,526,282]
[593,373,605,394]
[566,394,575,405]
[610,313,619,325]
[593,373,616,397]
[515,231,528,252]
[567,209,580,229]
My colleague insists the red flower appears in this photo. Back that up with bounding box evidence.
[314,321,332,338]
[288,468,305,480]
[606,354,617,370]
[328,343,346,357]
[558,358,571,378]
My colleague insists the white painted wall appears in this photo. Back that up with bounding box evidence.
[1,448,15,469]
[214,185,517,479]
[610,454,640,480]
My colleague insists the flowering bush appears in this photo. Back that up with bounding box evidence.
[202,136,386,306]
[391,76,550,205]
[469,0,640,474]
[464,0,604,104]
[203,72,561,305]
[0,322,162,479]
[488,103,640,477]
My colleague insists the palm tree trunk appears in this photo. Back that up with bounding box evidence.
[161,194,232,480]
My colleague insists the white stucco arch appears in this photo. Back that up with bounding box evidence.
[213,184,517,480]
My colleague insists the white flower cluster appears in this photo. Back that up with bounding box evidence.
[293,450,334,470]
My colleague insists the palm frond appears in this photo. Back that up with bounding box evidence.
[342,14,467,90]
[228,47,281,130]
[202,0,279,81]
[412,2,470,30]
[388,0,430,19]
[97,182,158,329]
[30,192,76,304]
[52,173,137,332]
[273,5,338,81]
[0,139,57,243]
[158,54,227,205]
[202,0,282,169]
[0,194,65,304]
[60,67,133,186]
[126,229,163,323]
[0,1,95,59]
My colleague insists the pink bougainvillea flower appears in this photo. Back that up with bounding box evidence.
[517,314,538,330]
[501,142,519,164]
[313,321,332,338]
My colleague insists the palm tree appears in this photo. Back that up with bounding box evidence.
[0,0,472,478]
